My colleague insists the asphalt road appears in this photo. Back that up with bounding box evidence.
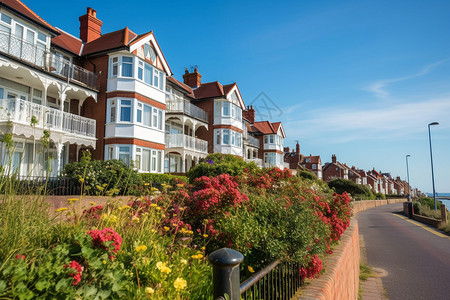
[356,203,450,300]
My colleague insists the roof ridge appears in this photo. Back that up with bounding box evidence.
[55,27,81,41]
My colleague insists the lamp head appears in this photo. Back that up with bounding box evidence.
[428,122,439,126]
[406,154,411,158]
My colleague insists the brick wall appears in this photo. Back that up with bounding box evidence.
[352,199,406,215]
[298,199,406,299]
[298,220,360,300]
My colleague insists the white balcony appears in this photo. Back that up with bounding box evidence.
[166,95,208,123]
[165,133,208,154]
[245,158,263,167]
[245,135,260,148]
[0,98,96,141]
[0,30,98,90]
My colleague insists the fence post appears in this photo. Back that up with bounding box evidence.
[441,204,447,225]
[208,248,244,300]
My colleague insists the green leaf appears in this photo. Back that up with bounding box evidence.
[55,278,71,291]
[35,279,50,291]
[0,280,6,294]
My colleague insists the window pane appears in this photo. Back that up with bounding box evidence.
[157,151,161,172]
[1,14,11,25]
[110,105,116,122]
[38,32,46,42]
[142,150,150,172]
[223,102,230,116]
[158,110,162,130]
[138,61,143,80]
[137,109,142,123]
[121,57,133,77]
[153,108,158,127]
[144,64,152,85]
[223,130,229,144]
[144,105,151,126]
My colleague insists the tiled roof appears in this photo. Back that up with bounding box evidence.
[52,28,83,56]
[82,27,137,56]
[253,121,275,134]
[223,83,236,95]
[272,122,281,132]
[167,76,194,98]
[193,81,224,99]
[129,31,153,46]
[301,155,321,164]
[1,0,58,33]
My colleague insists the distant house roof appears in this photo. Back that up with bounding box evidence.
[0,0,58,34]
[300,155,321,164]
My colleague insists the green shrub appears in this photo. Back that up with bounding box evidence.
[299,170,316,181]
[375,192,386,199]
[63,151,142,196]
[139,173,187,185]
[328,179,375,199]
[186,153,258,182]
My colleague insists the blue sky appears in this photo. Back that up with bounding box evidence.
[27,0,450,193]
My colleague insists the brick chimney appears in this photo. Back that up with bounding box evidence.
[243,105,255,124]
[296,142,300,154]
[79,7,103,43]
[183,68,202,88]
[332,154,336,163]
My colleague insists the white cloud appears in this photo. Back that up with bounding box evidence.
[364,59,449,98]
[283,97,450,143]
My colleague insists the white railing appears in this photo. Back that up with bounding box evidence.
[246,135,260,147]
[0,98,96,137]
[166,94,208,122]
[0,30,98,89]
[165,133,208,154]
[245,158,263,167]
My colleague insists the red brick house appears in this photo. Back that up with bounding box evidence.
[322,154,350,182]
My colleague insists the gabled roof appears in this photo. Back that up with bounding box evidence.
[82,27,137,56]
[253,121,276,134]
[0,0,58,34]
[193,81,224,99]
[301,155,321,164]
[52,28,83,56]
[223,83,235,95]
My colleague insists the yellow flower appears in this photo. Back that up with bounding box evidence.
[163,226,170,231]
[179,207,185,211]
[156,262,171,274]
[151,229,157,233]
[202,234,208,238]
[135,245,147,252]
[191,254,203,259]
[176,183,184,188]
[79,178,84,183]
[187,230,194,235]
[145,287,154,294]
[55,207,68,212]
[67,198,79,202]
[151,187,159,192]
[174,277,187,291]
[248,266,255,273]
[156,207,162,210]
[142,257,150,265]
[201,246,206,251]
[144,183,150,186]
[180,259,187,265]
[96,185,104,191]
[150,203,157,207]
[132,216,140,223]
[89,202,96,206]
[118,205,130,210]
[102,260,107,264]
[102,214,118,223]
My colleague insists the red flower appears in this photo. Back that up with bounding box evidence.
[15,254,25,260]
[64,260,83,285]
[87,228,122,254]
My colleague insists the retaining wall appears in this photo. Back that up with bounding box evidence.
[352,198,406,215]
[299,199,405,299]
[298,220,360,300]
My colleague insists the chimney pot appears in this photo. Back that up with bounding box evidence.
[183,68,202,88]
[79,7,103,43]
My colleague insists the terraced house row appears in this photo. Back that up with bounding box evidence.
[0,0,287,177]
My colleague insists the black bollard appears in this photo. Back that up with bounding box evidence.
[208,248,244,300]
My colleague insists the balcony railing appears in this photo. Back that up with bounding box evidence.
[166,95,208,122]
[245,158,263,167]
[165,133,208,154]
[0,30,98,90]
[0,98,96,138]
[245,135,260,147]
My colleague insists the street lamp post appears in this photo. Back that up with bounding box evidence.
[406,155,411,202]
[428,122,439,211]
